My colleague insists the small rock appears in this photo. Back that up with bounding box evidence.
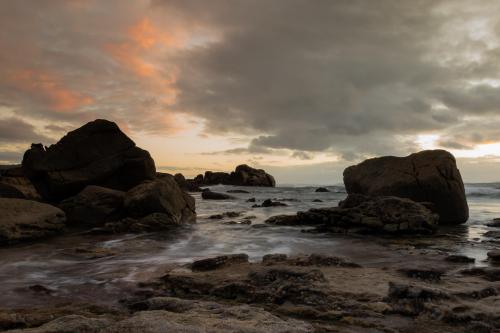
[262,254,288,264]
[256,199,287,207]
[312,199,323,202]
[201,190,234,200]
[398,267,445,281]
[487,250,500,262]
[315,187,330,193]
[445,255,475,263]
[191,254,249,271]
[486,218,500,227]
[246,197,256,202]
[28,285,54,295]
[484,230,500,238]
[227,189,250,193]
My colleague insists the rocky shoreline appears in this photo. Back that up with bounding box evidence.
[1,250,498,332]
[0,119,499,332]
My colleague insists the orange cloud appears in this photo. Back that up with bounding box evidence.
[8,69,93,112]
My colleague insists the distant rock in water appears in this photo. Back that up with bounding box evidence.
[229,164,276,187]
[0,198,66,244]
[266,194,438,234]
[315,187,330,192]
[201,190,234,200]
[22,119,156,202]
[183,164,275,187]
[343,150,468,224]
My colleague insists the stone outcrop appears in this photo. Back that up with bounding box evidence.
[22,119,156,202]
[182,164,275,187]
[124,175,196,225]
[343,150,468,224]
[266,194,439,234]
[59,186,125,226]
[0,167,41,200]
[229,164,276,187]
[0,198,66,244]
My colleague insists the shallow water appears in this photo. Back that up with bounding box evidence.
[0,184,499,307]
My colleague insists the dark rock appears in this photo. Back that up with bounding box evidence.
[262,254,288,264]
[209,211,242,219]
[22,119,156,201]
[266,195,438,234]
[487,250,500,262]
[28,285,55,295]
[445,255,475,263]
[397,267,445,281]
[387,281,450,316]
[229,164,275,187]
[266,215,301,226]
[170,173,203,192]
[191,254,249,271]
[484,230,500,238]
[197,165,275,187]
[246,197,256,202]
[227,189,250,193]
[460,267,500,281]
[343,150,468,224]
[203,171,231,185]
[315,187,330,192]
[59,186,125,226]
[290,254,361,268]
[486,218,500,227]
[201,190,234,200]
[0,167,41,200]
[0,183,25,199]
[0,198,66,245]
[124,176,195,224]
[258,199,288,207]
[312,199,323,202]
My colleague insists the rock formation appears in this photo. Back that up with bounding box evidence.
[266,194,438,234]
[22,119,156,202]
[179,164,275,188]
[343,150,468,224]
[0,198,66,244]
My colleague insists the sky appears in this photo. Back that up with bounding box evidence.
[1,0,500,184]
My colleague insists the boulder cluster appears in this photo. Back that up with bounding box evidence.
[0,120,195,245]
[173,164,275,191]
[266,150,469,234]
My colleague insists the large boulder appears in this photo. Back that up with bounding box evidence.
[266,194,439,234]
[0,198,66,244]
[59,186,125,226]
[0,167,41,200]
[343,150,468,224]
[124,175,196,225]
[194,165,275,187]
[22,119,156,202]
[203,171,231,185]
[229,164,276,187]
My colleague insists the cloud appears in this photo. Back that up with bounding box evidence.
[0,117,54,143]
[1,0,500,174]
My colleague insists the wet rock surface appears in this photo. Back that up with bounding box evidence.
[266,194,439,234]
[0,198,66,245]
[343,149,469,224]
[1,250,499,332]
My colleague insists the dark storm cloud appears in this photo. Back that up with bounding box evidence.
[155,0,500,158]
[0,117,53,143]
[1,0,500,162]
